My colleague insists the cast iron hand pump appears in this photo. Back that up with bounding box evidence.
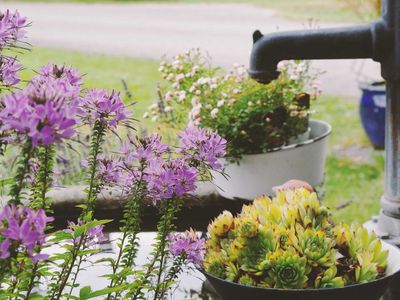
[249,1,400,298]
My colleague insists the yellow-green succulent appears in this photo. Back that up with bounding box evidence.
[208,210,234,238]
[315,265,345,288]
[203,188,389,289]
[266,248,309,289]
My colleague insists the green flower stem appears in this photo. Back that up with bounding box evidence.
[52,121,106,300]
[106,172,144,300]
[25,144,55,299]
[68,255,84,295]
[83,120,106,216]
[158,255,185,300]
[24,263,39,300]
[8,140,34,205]
[131,200,180,300]
[52,235,88,300]
[31,144,55,210]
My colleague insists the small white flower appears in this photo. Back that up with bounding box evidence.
[248,101,254,107]
[178,91,186,102]
[191,97,200,106]
[210,83,218,90]
[175,74,185,82]
[233,88,241,94]
[217,99,225,107]
[211,108,219,119]
[149,103,158,110]
[228,99,236,107]
[166,74,174,81]
[158,66,165,72]
[189,85,196,93]
[165,91,173,102]
[151,115,159,122]
[172,82,179,89]
[195,90,201,96]
[143,112,149,119]
[265,117,271,122]
[164,106,173,112]
[189,104,202,119]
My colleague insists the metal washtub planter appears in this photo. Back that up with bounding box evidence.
[213,120,331,200]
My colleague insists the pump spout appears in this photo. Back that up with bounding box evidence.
[249,25,375,84]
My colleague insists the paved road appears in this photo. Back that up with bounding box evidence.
[2,2,382,98]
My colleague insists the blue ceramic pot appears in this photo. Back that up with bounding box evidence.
[359,82,386,149]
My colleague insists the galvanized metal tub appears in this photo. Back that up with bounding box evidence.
[212,119,331,200]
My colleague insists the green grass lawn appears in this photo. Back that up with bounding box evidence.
[19,47,160,122]
[8,0,369,23]
[14,47,384,224]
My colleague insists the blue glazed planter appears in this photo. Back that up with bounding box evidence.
[359,82,386,149]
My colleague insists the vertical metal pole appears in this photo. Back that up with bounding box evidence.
[384,82,400,205]
[380,0,400,232]
[381,1,400,299]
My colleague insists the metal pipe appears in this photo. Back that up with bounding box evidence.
[249,25,374,83]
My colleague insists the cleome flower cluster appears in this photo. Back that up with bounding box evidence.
[0,8,228,299]
[203,188,388,289]
[0,9,27,87]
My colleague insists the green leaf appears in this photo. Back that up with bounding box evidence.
[0,177,14,186]
[85,219,113,230]
[73,225,86,238]
[79,286,92,299]
[49,230,74,242]
[86,284,128,298]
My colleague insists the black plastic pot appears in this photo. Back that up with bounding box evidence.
[201,270,399,300]
[200,242,400,300]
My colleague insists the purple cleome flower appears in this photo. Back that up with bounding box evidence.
[0,56,22,86]
[38,63,83,87]
[0,73,81,146]
[0,10,27,47]
[80,88,129,128]
[179,126,226,170]
[66,220,107,248]
[144,158,198,202]
[0,205,53,262]
[168,229,205,265]
[122,134,169,165]
[97,156,123,185]
[0,10,27,87]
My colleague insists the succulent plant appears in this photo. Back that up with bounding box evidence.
[314,265,344,288]
[203,188,389,289]
[207,210,234,238]
[265,248,309,289]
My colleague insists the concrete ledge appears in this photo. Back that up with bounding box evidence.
[2,182,247,231]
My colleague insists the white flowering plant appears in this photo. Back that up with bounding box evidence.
[148,49,322,160]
